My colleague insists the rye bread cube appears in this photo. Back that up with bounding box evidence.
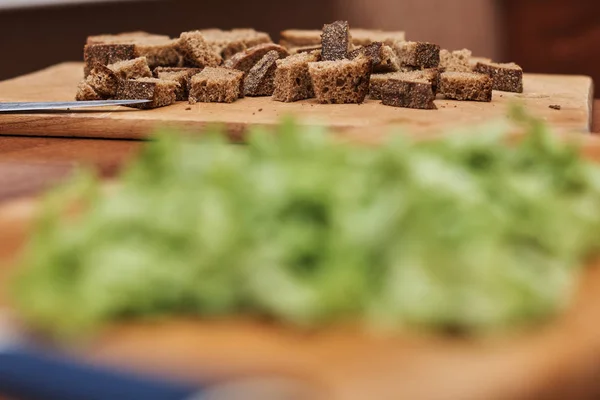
[308,55,372,104]
[244,50,281,96]
[83,43,136,77]
[201,28,273,60]
[439,72,493,102]
[279,29,322,49]
[349,42,400,73]
[86,31,170,45]
[75,80,103,101]
[116,78,178,109]
[280,28,405,49]
[108,57,152,80]
[321,20,352,61]
[289,45,322,55]
[154,67,204,101]
[272,51,321,102]
[350,29,406,47]
[225,43,289,73]
[85,64,121,97]
[177,31,223,68]
[473,61,523,93]
[394,41,440,69]
[133,37,182,69]
[380,79,437,110]
[370,69,441,100]
[440,49,472,73]
[189,67,244,103]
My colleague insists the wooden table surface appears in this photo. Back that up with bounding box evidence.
[0,99,598,202]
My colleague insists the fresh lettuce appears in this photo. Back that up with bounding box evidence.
[12,115,600,336]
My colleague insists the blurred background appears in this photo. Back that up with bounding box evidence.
[0,0,598,83]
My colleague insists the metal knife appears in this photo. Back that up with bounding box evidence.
[0,100,151,112]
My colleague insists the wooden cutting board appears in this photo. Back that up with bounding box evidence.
[0,62,594,139]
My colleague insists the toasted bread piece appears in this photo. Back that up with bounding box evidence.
[288,45,323,55]
[280,28,406,49]
[349,42,400,73]
[380,79,437,110]
[439,71,493,102]
[468,56,492,69]
[154,67,204,101]
[116,77,178,109]
[308,55,372,104]
[189,67,244,103]
[370,69,442,100]
[75,79,103,101]
[84,43,136,77]
[200,28,272,60]
[108,57,152,80]
[225,43,289,73]
[244,50,281,96]
[473,61,523,93]
[394,41,440,69]
[85,64,121,97]
[350,29,406,47]
[440,49,472,72]
[133,37,181,68]
[86,31,170,45]
[279,29,322,49]
[176,31,223,68]
[272,51,321,102]
[321,20,352,61]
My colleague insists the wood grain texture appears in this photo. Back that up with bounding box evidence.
[0,63,593,140]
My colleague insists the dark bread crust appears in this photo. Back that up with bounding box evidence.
[321,21,352,61]
[84,44,136,77]
[244,50,280,96]
[116,78,178,109]
[349,42,383,66]
[370,68,442,100]
[395,41,440,69]
[225,44,289,73]
[381,80,437,110]
[473,62,523,93]
[439,72,493,102]
[349,42,400,73]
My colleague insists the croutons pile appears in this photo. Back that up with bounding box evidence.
[76,22,524,110]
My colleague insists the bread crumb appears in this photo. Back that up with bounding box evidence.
[185,107,192,110]
[549,104,561,110]
[258,108,263,112]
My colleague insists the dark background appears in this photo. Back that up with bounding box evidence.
[0,0,599,84]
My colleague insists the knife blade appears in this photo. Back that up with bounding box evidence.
[0,100,151,112]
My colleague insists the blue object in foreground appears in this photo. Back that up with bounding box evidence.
[0,346,199,400]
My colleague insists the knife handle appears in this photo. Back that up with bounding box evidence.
[0,347,199,400]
